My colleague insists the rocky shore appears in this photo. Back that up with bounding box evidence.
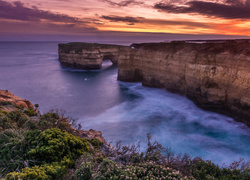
[58,40,250,126]
[0,89,109,145]
[0,90,34,110]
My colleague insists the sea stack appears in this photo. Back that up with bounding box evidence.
[58,42,123,69]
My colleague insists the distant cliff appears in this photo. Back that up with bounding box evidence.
[58,43,123,69]
[58,41,250,126]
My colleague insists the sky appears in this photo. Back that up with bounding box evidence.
[1,0,250,41]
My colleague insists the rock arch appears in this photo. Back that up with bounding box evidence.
[58,43,120,69]
[102,53,118,65]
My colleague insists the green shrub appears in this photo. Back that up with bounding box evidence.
[8,110,29,128]
[0,110,9,115]
[24,108,36,116]
[40,112,60,123]
[191,158,250,180]
[56,120,71,131]
[15,105,24,110]
[5,166,48,180]
[38,112,60,129]
[0,129,41,175]
[96,156,104,164]
[0,101,13,106]
[24,119,38,130]
[28,128,89,165]
[75,162,94,180]
[0,130,28,174]
[5,163,65,180]
[24,130,41,146]
[89,138,103,149]
[37,119,54,130]
[42,163,66,179]
[0,116,13,130]
[76,153,96,166]
[191,158,220,179]
[0,128,88,176]
[35,104,39,109]
[0,110,29,130]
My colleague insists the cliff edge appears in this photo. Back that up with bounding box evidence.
[58,40,250,126]
[118,40,250,126]
[0,90,34,110]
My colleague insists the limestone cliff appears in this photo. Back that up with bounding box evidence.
[118,41,250,126]
[58,40,250,126]
[58,43,123,69]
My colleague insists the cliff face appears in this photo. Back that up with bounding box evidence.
[58,43,123,69]
[0,90,34,110]
[118,41,250,126]
[58,41,250,126]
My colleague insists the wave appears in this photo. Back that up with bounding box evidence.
[81,82,250,166]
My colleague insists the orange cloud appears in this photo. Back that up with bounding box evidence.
[1,0,250,39]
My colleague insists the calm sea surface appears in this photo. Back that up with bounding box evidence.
[0,41,249,165]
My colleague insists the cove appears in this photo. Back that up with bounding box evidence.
[0,41,249,166]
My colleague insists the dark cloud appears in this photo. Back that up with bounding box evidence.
[101,15,144,25]
[0,0,79,22]
[154,0,250,19]
[99,0,144,7]
[143,18,212,28]
[102,14,213,28]
[0,19,98,35]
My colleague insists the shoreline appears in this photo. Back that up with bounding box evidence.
[58,40,250,127]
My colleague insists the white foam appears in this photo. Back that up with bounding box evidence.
[80,82,250,165]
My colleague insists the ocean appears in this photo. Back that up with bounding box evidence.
[0,41,249,166]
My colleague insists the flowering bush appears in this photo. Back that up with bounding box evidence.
[75,162,94,180]
[78,158,190,180]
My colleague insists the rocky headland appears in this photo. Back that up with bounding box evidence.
[58,40,250,126]
[0,89,108,145]
[0,89,34,110]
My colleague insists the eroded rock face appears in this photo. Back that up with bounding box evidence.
[58,40,250,126]
[0,90,34,110]
[118,41,250,126]
[58,43,123,69]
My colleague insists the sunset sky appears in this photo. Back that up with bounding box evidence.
[1,0,250,41]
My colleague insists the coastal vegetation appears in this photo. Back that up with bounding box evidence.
[0,101,250,180]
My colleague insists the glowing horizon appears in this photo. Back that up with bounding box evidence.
[1,0,250,41]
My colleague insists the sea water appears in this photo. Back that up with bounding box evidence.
[0,41,249,166]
